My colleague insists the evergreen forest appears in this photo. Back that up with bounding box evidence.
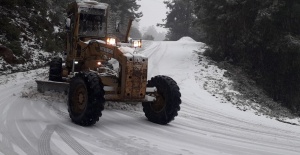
[162,0,300,115]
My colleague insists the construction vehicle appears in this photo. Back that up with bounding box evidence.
[36,0,181,126]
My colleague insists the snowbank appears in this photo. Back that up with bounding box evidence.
[177,36,196,42]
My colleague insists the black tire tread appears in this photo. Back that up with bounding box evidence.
[49,57,62,81]
[68,72,105,126]
[142,75,181,125]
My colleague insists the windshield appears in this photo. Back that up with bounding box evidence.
[79,13,106,37]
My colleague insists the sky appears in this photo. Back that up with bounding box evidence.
[136,0,169,33]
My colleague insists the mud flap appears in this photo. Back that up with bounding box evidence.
[36,80,69,93]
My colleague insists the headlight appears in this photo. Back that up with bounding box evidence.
[107,38,116,46]
[132,39,142,48]
[97,62,101,66]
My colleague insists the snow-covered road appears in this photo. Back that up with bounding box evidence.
[0,39,299,155]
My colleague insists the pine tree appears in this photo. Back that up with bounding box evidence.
[100,0,142,18]
[130,27,142,38]
[160,0,200,41]
[195,0,300,115]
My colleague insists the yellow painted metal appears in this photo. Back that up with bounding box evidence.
[42,1,149,102]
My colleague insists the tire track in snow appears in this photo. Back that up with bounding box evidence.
[68,111,174,155]
[56,125,93,155]
[182,98,300,141]
[179,100,300,153]
[38,125,56,155]
[26,100,78,155]
[20,99,71,155]
[14,99,66,155]
[0,86,62,155]
[0,142,18,155]
[39,124,93,155]
[0,83,22,105]
[46,101,69,120]
[98,126,172,155]
[5,98,39,155]
[147,42,169,77]
[140,41,161,57]
[0,135,18,155]
[0,83,30,155]
[23,93,93,155]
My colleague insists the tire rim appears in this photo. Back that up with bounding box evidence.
[72,84,87,114]
[151,90,166,113]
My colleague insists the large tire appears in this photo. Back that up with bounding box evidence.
[142,75,181,125]
[49,57,62,81]
[68,72,105,126]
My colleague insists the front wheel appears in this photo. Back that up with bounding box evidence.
[68,72,105,126]
[142,75,181,125]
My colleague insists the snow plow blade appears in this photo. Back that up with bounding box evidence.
[36,80,69,93]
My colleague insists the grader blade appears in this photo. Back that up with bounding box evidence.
[36,80,69,93]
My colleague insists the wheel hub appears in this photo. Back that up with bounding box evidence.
[78,93,85,109]
[72,86,87,114]
[151,91,166,112]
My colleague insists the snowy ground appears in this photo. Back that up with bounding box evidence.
[0,39,300,155]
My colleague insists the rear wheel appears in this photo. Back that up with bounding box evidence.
[49,57,62,81]
[142,75,181,125]
[68,72,105,126]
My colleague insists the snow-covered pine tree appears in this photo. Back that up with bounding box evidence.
[159,0,200,41]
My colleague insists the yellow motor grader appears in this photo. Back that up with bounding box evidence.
[36,0,181,126]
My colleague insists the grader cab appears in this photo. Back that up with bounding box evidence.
[36,0,181,126]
